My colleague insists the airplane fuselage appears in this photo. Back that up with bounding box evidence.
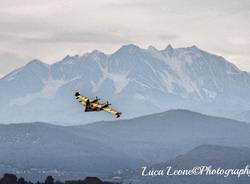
[75,92,122,118]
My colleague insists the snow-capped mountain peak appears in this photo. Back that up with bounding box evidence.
[164,44,174,51]
[1,44,250,124]
[114,44,141,55]
[26,59,46,66]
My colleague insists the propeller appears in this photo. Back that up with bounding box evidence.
[75,92,80,99]
[75,92,80,97]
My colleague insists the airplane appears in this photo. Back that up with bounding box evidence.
[75,92,122,118]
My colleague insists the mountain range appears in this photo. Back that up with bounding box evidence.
[1,110,250,181]
[0,44,250,124]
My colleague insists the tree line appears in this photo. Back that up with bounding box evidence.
[0,173,118,184]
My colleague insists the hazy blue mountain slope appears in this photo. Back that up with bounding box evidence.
[1,110,250,181]
[72,110,250,163]
[120,145,250,184]
[0,122,141,181]
[233,110,250,123]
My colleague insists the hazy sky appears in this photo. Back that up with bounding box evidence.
[0,0,250,76]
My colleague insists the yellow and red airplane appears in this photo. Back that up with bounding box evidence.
[75,92,122,118]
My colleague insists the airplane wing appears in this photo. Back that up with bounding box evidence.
[102,106,122,118]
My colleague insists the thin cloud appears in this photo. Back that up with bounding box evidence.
[0,0,249,75]
[48,31,129,44]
